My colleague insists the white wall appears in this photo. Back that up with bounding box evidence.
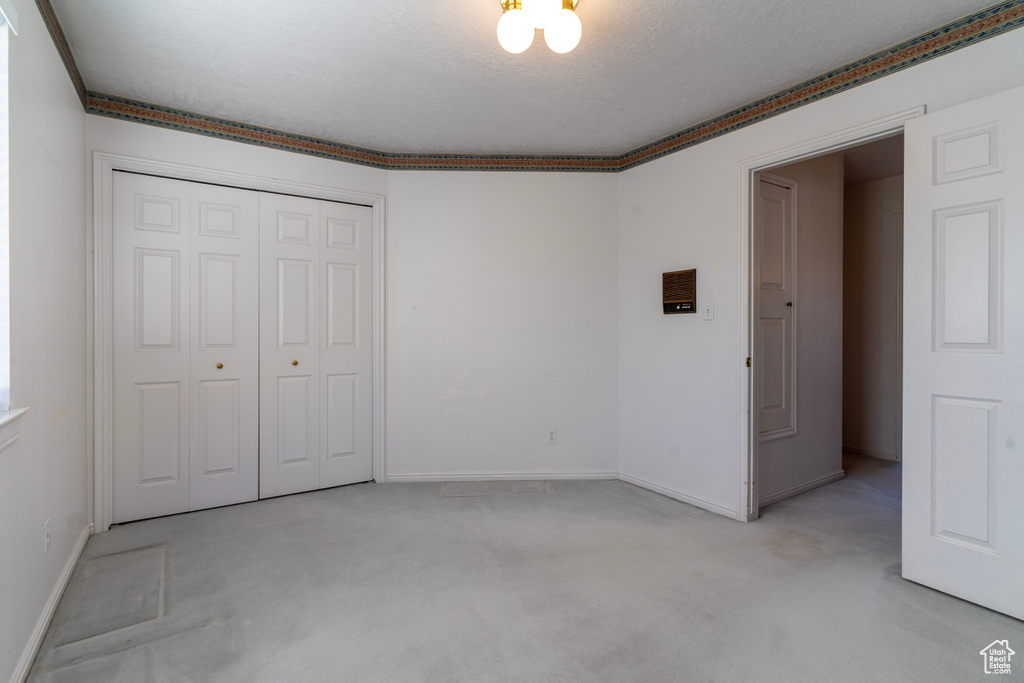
[386,172,619,479]
[843,175,903,461]
[617,29,1024,517]
[0,0,88,679]
[758,154,845,504]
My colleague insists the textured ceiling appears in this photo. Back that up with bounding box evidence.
[51,0,997,156]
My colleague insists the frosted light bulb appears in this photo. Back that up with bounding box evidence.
[525,0,561,29]
[544,8,582,53]
[497,9,534,54]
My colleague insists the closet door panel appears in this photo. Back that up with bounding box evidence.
[112,173,192,523]
[260,194,321,497]
[189,183,259,510]
[277,375,314,466]
[320,201,374,488]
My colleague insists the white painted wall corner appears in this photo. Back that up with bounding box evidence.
[617,472,738,519]
[757,470,845,509]
[8,524,90,683]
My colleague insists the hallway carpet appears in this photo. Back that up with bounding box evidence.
[27,456,1022,681]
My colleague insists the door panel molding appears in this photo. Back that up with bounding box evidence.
[276,258,314,348]
[134,381,182,485]
[930,394,999,552]
[134,248,181,352]
[933,120,1002,185]
[93,152,387,532]
[932,200,1003,352]
[198,253,239,351]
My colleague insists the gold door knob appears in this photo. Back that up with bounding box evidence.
[292,360,299,366]
[216,363,223,369]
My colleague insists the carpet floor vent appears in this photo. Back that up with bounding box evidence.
[50,545,165,646]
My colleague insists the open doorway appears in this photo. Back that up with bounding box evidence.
[751,134,905,511]
[740,89,1023,617]
[841,136,904,465]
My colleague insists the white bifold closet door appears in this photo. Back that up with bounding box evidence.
[112,172,259,523]
[259,193,374,498]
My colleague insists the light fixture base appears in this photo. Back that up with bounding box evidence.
[500,0,578,11]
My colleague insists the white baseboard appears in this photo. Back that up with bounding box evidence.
[9,524,91,683]
[617,472,738,519]
[843,446,899,462]
[758,470,846,509]
[388,470,740,521]
[385,471,618,483]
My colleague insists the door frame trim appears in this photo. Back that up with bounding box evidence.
[736,107,924,522]
[90,152,388,532]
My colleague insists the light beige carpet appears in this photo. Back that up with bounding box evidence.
[27,456,1023,682]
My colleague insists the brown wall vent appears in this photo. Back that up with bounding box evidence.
[663,269,696,314]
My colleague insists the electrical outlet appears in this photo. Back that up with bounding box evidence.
[44,519,50,553]
[703,301,715,321]
[547,428,557,444]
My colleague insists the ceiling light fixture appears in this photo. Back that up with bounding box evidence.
[497,0,581,55]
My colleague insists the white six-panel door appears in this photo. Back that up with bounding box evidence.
[756,176,797,440]
[320,200,374,487]
[113,173,260,522]
[903,86,1024,619]
[259,194,374,496]
[188,183,260,511]
[259,194,321,497]
[113,173,193,523]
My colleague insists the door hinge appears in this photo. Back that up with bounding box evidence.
[746,357,751,368]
